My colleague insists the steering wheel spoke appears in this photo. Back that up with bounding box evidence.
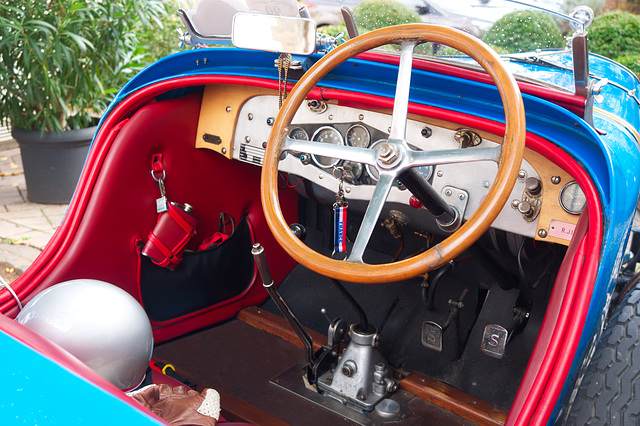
[347,172,397,263]
[283,136,378,165]
[388,42,416,142]
[407,146,502,167]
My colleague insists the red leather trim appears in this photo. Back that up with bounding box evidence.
[1,78,279,313]
[507,136,602,425]
[2,78,298,345]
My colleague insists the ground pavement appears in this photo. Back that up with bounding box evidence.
[0,144,67,283]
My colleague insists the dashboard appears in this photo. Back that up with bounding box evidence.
[195,85,584,246]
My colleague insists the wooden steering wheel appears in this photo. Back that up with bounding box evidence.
[261,24,526,283]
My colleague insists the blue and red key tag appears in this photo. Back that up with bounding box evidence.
[332,168,348,257]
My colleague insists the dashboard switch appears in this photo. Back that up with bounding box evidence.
[525,177,542,196]
[518,200,535,218]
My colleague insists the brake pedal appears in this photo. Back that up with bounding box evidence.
[421,321,444,351]
[480,324,509,359]
[481,305,530,359]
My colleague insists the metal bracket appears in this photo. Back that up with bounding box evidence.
[437,186,469,232]
[177,8,232,46]
[584,78,608,128]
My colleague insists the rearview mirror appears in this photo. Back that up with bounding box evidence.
[232,13,317,55]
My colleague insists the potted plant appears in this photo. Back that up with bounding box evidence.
[0,0,168,203]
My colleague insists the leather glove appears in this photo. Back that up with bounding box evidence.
[130,384,219,425]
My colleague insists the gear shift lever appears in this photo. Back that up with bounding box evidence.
[251,243,316,376]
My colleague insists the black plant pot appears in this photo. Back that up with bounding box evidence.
[12,126,96,204]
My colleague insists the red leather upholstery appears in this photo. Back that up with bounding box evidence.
[20,89,298,342]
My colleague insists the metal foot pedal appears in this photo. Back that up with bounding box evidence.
[480,324,508,359]
[421,321,444,352]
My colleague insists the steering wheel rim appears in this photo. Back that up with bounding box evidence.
[261,24,526,284]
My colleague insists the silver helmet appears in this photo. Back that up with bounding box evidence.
[16,279,153,390]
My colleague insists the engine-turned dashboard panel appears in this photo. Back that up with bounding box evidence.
[195,85,582,246]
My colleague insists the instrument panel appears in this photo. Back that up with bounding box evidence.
[195,85,582,246]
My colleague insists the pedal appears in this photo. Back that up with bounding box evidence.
[421,321,443,352]
[480,324,508,359]
[422,288,469,353]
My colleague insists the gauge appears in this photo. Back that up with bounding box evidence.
[311,126,344,168]
[365,164,379,182]
[415,165,434,181]
[288,127,309,140]
[393,166,433,190]
[364,139,385,182]
[559,180,586,215]
[343,161,363,183]
[346,124,371,148]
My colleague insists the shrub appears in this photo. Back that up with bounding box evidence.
[483,10,565,53]
[352,0,433,54]
[138,0,185,63]
[615,54,640,76]
[0,0,168,132]
[588,11,640,61]
[353,0,421,32]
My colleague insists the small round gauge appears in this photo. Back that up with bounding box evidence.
[346,124,371,148]
[365,139,385,182]
[288,127,309,140]
[559,180,586,215]
[415,165,434,181]
[343,161,363,182]
[311,126,344,168]
[365,163,379,182]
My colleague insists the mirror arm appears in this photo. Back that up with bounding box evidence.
[341,6,359,39]
[178,8,232,45]
[573,32,589,97]
[299,4,311,20]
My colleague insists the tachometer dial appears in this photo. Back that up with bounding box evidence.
[346,124,370,148]
[311,126,344,168]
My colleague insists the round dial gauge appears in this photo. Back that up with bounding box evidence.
[288,127,309,140]
[365,139,386,182]
[559,181,586,215]
[415,165,434,181]
[346,124,371,148]
[343,161,363,182]
[311,126,344,168]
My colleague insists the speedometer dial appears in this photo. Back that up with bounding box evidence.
[311,126,344,168]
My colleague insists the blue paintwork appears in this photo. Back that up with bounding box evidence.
[77,43,640,423]
[0,332,162,425]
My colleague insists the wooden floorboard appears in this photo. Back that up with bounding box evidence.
[153,307,507,425]
[237,306,507,426]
